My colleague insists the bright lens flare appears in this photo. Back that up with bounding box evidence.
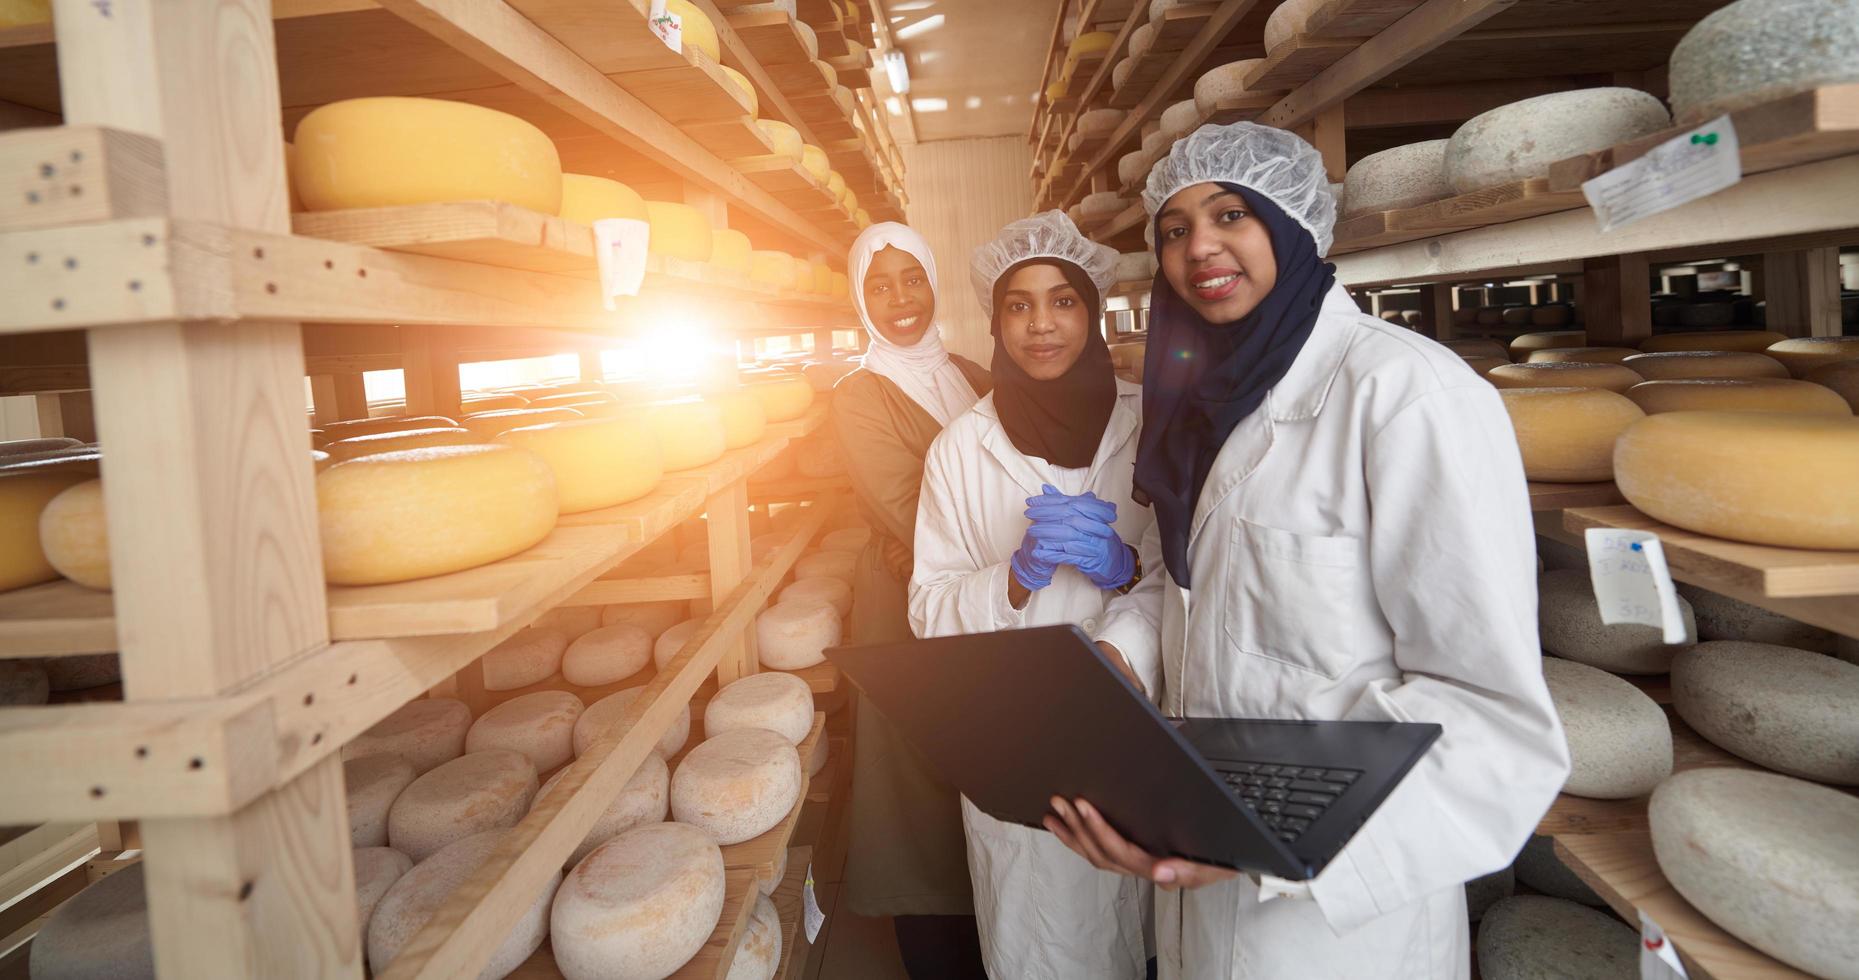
[636,318,718,384]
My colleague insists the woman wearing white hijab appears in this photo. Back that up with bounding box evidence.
[834,222,991,976]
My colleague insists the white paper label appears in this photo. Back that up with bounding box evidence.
[647,0,683,53]
[1582,115,1741,232]
[593,217,650,310]
[803,862,825,942]
[1640,911,1690,979]
[1585,528,1690,644]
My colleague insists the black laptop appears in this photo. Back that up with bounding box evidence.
[826,624,1441,881]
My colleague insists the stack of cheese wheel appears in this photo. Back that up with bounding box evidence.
[531,751,670,868]
[800,144,831,183]
[1445,89,1670,193]
[1525,347,1638,365]
[1624,378,1852,416]
[1667,0,1859,125]
[1613,412,1859,549]
[1765,336,1859,378]
[1159,99,1201,141]
[756,599,841,669]
[1638,329,1786,353]
[727,895,784,980]
[650,399,729,471]
[1620,350,1789,380]
[387,749,538,862]
[1193,59,1270,116]
[780,575,852,617]
[292,97,563,213]
[346,698,473,774]
[465,691,584,772]
[672,727,803,843]
[645,201,715,263]
[481,628,568,692]
[708,387,769,449]
[370,830,556,977]
[561,623,654,687]
[323,426,477,463]
[750,250,794,290]
[1340,140,1453,219]
[1461,356,1507,378]
[757,119,804,163]
[354,847,413,935]
[317,444,558,585]
[346,753,418,847]
[576,687,690,758]
[1487,362,1643,393]
[750,375,816,422]
[1509,331,1586,359]
[711,228,754,279]
[551,823,725,980]
[497,414,664,514]
[558,174,646,224]
[461,406,583,439]
[1498,388,1644,482]
[704,671,815,745]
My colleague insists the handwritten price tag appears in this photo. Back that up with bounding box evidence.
[1582,115,1741,232]
[803,862,825,942]
[648,0,683,53]
[1585,528,1689,644]
[593,217,650,310]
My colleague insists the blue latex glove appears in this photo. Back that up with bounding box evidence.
[1022,486,1135,590]
[1010,525,1060,591]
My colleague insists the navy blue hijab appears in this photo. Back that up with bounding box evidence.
[1132,184,1336,586]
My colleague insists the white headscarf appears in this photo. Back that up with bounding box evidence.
[848,222,981,426]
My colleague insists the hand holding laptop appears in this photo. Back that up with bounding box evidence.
[1045,796,1241,892]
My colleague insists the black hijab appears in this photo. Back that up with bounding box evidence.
[1133,185,1336,587]
[989,258,1119,469]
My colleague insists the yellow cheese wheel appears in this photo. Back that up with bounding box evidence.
[1498,387,1644,483]
[830,271,848,299]
[322,415,458,441]
[668,0,720,62]
[1070,31,1116,57]
[1619,351,1790,381]
[495,415,663,513]
[325,427,479,463]
[529,391,617,411]
[1806,359,1859,412]
[749,377,815,422]
[1441,338,1509,360]
[757,120,803,161]
[811,260,833,295]
[1463,355,1507,377]
[818,61,839,91]
[707,389,768,449]
[800,145,830,182]
[712,229,753,276]
[0,470,92,592]
[461,407,584,440]
[462,394,530,412]
[1624,378,1852,416]
[750,251,792,288]
[293,97,561,213]
[1765,337,1859,378]
[650,400,728,471]
[1614,412,1859,549]
[558,174,647,224]
[318,445,558,585]
[825,171,847,200]
[842,185,859,213]
[1638,330,1787,353]
[718,65,758,117]
[645,201,715,262]
[37,479,110,590]
[855,208,871,228]
[1488,362,1644,393]
[1509,331,1587,358]
[1526,346,1639,365]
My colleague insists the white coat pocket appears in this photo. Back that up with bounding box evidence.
[1222,520,1365,680]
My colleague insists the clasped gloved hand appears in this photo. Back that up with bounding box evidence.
[1021,485,1135,590]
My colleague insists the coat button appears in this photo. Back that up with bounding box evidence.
[1082,617,1101,634]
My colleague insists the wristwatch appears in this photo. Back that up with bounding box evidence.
[1115,544,1143,595]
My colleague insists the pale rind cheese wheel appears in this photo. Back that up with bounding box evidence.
[708,388,769,449]
[465,691,584,773]
[1159,99,1200,141]
[796,19,819,60]
[1508,330,1586,358]
[497,415,664,513]
[532,752,670,868]
[794,549,856,583]
[820,525,870,553]
[1128,22,1157,60]
[712,228,754,276]
[317,445,557,585]
[817,60,839,91]
[1077,108,1126,136]
[1620,350,1790,380]
[347,752,419,848]
[576,687,691,758]
[757,120,804,161]
[778,576,852,617]
[13,473,100,591]
[602,599,687,638]
[1498,387,1644,482]
[370,830,556,978]
[718,65,758,117]
[1341,139,1452,218]
[671,727,802,843]
[1264,0,1323,50]
[1613,411,1859,549]
[650,400,729,471]
[354,846,413,935]
[705,671,814,745]
[755,599,841,670]
[1111,57,1134,92]
[550,823,725,980]
[750,250,794,288]
[748,376,815,423]
[387,749,538,862]
[1539,568,1692,674]
[1765,336,1859,378]
[1445,88,1670,193]
[1806,359,1859,412]
[345,698,473,775]
[1440,338,1509,360]
[1638,329,1787,353]
[322,414,458,440]
[825,170,847,200]
[1667,0,1859,125]
[1525,346,1638,365]
[1673,640,1859,785]
[461,406,584,440]
[559,173,647,224]
[562,623,654,687]
[1463,355,1507,377]
[1488,362,1642,393]
[654,617,703,670]
[800,144,831,182]
[28,861,154,979]
[1624,378,1852,416]
[668,0,721,61]
[294,97,562,213]
[1117,150,1149,187]
[645,200,715,262]
[1542,657,1672,799]
[1193,58,1267,115]
[726,894,783,980]
[324,426,478,463]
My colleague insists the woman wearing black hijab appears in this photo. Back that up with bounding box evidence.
[907,211,1154,980]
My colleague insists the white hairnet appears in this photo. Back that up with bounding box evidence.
[1142,122,1337,256]
[968,210,1120,312]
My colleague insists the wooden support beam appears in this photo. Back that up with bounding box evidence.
[706,480,757,685]
[1296,102,1346,182]
[1423,282,1454,340]
[332,372,371,421]
[400,324,464,418]
[1580,254,1651,347]
[1762,247,1843,337]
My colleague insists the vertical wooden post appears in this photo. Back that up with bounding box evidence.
[34,390,96,442]
[309,375,340,426]
[1423,283,1456,340]
[1580,254,1652,346]
[1295,103,1347,183]
[1763,247,1842,337]
[53,1,361,975]
[401,325,463,418]
[706,480,757,685]
[332,373,370,421]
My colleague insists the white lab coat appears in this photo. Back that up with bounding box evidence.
[1097,286,1569,980]
[910,380,1154,980]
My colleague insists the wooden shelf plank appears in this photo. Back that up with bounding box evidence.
[1331,179,1587,255]
[1106,3,1222,110]
[782,663,841,697]
[1564,506,1859,600]
[1527,481,1624,513]
[730,10,816,67]
[722,713,827,889]
[769,845,811,980]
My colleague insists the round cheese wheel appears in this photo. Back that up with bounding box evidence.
[1673,640,1859,784]
[806,734,830,776]
[346,752,419,847]
[0,436,79,458]
[1497,388,1647,477]
[1117,149,1150,187]
[1193,59,1267,116]
[461,406,584,440]
[1078,107,1126,136]
[1619,350,1789,380]
[562,624,654,686]
[29,862,153,980]
[757,119,803,161]
[1488,362,1643,393]
[532,751,669,867]
[667,0,720,61]
[712,228,754,276]
[1538,568,1693,674]
[295,98,561,213]
[1446,88,1670,193]
[1476,895,1638,980]
[1614,412,1859,549]
[1264,0,1323,49]
[654,617,703,670]
[576,687,691,760]
[645,201,715,263]
[1650,769,1859,977]
[497,415,665,514]
[463,393,530,412]
[1508,331,1586,358]
[1524,346,1638,365]
[559,174,647,224]
[672,728,802,843]
[755,600,841,670]
[1624,377,1852,416]
[317,445,557,585]
[778,576,851,617]
[718,65,757,116]
[750,250,793,289]
[1542,656,1672,798]
[482,628,569,692]
[345,698,473,774]
[1160,99,1200,141]
[551,823,725,980]
[1668,0,1859,125]
[354,846,413,935]
[1638,329,1787,353]
[1462,355,1507,377]
[1341,140,1452,218]
[535,604,603,640]
[1111,57,1134,91]
[651,400,728,472]
[819,526,869,553]
[709,389,769,450]
[466,691,584,773]
[793,550,856,583]
[706,671,814,744]
[1678,582,1836,652]
[1765,336,1859,378]
[0,660,48,706]
[36,477,110,589]
[388,749,538,862]
[766,845,790,898]
[324,426,478,463]
[323,415,460,441]
[800,144,830,182]
[529,391,617,412]
[748,377,815,423]
[726,894,783,980]
[369,830,556,978]
[1439,338,1509,360]
[1514,834,1605,906]
[1806,358,1859,412]
[602,600,687,638]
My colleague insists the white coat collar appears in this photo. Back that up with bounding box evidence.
[1265,283,1360,422]
[974,379,1142,492]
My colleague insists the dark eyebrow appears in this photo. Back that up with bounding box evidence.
[1046,282,1080,296]
[1202,189,1244,208]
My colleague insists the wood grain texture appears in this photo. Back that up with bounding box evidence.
[1526,481,1625,512]
[1564,505,1859,600]
[0,126,166,233]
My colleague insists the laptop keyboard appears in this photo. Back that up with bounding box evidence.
[1216,763,1361,844]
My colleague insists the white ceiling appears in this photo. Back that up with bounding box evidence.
[879,0,1063,142]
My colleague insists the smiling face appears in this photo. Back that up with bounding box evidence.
[861,245,935,345]
[999,262,1092,381]
[1156,182,1279,324]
